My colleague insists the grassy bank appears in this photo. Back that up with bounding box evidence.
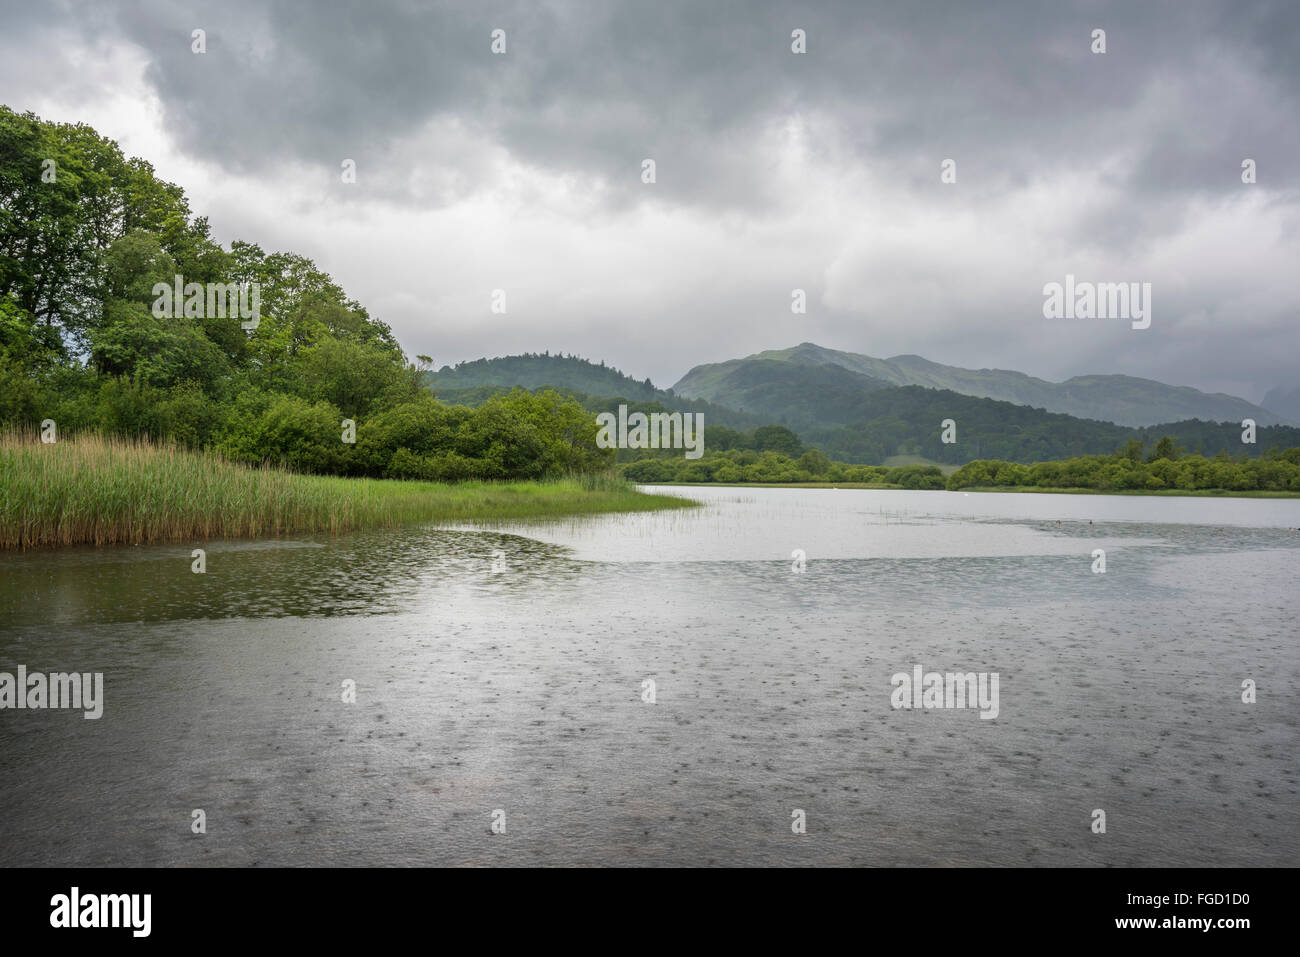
[0,430,695,549]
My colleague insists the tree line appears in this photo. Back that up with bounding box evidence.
[947,442,1300,492]
[618,438,1300,493]
[619,449,947,488]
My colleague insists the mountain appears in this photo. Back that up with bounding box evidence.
[425,353,765,430]
[1262,384,1300,425]
[651,358,892,433]
[672,342,1286,428]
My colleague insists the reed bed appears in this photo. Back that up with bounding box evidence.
[0,429,694,549]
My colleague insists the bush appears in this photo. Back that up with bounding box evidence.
[220,394,347,473]
[623,459,678,483]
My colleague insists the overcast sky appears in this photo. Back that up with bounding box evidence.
[2,0,1297,401]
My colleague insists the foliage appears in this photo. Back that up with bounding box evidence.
[0,107,606,483]
[431,380,766,432]
[615,447,946,488]
[946,444,1300,492]
[803,387,1300,465]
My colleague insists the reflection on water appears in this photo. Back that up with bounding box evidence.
[1,488,1297,865]
[0,529,581,625]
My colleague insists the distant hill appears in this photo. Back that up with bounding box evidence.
[428,352,660,399]
[800,385,1300,464]
[1263,384,1300,425]
[425,354,765,430]
[672,342,1285,428]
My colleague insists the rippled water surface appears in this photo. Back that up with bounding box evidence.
[2,487,1297,866]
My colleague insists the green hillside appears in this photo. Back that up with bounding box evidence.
[426,354,766,430]
[673,342,1288,428]
[802,386,1300,465]
[431,383,766,432]
[648,358,891,433]
[428,352,659,399]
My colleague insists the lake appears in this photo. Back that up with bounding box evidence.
[1,486,1297,866]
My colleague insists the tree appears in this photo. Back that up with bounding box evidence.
[288,337,418,417]
[752,424,804,457]
[797,448,831,476]
[1148,435,1182,462]
[90,301,230,392]
[220,394,348,473]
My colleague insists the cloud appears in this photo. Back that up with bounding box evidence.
[1,0,1297,400]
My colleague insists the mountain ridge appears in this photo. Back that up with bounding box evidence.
[671,342,1288,428]
[419,350,1300,465]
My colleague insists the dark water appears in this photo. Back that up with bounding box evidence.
[1,487,1297,866]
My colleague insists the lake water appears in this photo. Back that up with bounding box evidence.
[1,486,1297,866]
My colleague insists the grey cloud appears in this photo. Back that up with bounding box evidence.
[2,0,1297,399]
[30,0,1300,213]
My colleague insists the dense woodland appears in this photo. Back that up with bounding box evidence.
[801,387,1300,465]
[432,383,767,432]
[0,107,609,479]
[430,353,662,401]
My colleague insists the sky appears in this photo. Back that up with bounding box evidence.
[2,0,1297,402]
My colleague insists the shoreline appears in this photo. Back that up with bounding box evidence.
[647,482,1300,498]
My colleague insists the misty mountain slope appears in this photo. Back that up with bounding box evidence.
[673,342,1286,428]
[654,358,892,432]
[1263,384,1300,424]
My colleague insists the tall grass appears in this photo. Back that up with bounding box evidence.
[0,429,695,549]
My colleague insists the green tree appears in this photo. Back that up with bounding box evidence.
[1120,438,1144,464]
[797,448,831,476]
[90,301,230,392]
[1148,435,1181,462]
[752,424,803,457]
[220,394,348,473]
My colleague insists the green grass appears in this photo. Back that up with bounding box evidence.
[0,429,696,549]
